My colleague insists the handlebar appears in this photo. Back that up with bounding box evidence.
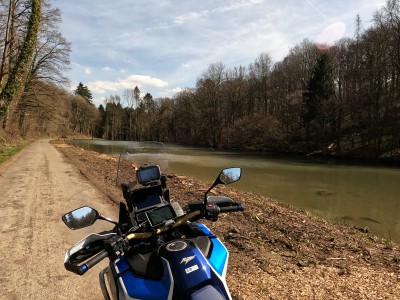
[65,249,108,276]
[65,202,244,276]
[126,210,202,240]
[219,204,244,213]
[126,203,243,241]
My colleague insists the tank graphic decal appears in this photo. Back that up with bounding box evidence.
[181,255,196,265]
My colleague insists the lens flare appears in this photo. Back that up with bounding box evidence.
[316,21,346,50]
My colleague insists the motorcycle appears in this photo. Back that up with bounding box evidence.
[62,160,244,299]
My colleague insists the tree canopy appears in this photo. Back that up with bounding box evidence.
[1,0,399,161]
[92,1,400,160]
[74,82,93,104]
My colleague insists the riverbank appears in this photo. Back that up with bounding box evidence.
[52,139,400,299]
[71,135,400,166]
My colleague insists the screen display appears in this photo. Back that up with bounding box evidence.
[146,205,175,227]
[135,193,162,210]
[137,166,161,185]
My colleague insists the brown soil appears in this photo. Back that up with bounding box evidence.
[0,140,118,300]
[52,139,400,300]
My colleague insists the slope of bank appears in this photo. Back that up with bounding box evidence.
[52,139,400,299]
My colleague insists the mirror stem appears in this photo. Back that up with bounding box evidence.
[204,181,218,206]
[98,214,118,226]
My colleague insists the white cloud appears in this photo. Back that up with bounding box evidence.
[174,12,204,25]
[212,0,263,14]
[87,74,169,95]
[162,87,183,96]
[102,66,115,72]
[56,0,386,101]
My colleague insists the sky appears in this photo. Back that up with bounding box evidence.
[52,0,386,107]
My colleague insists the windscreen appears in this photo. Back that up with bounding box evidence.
[116,141,168,187]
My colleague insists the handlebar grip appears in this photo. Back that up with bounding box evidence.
[84,249,109,270]
[64,262,88,276]
[219,204,244,213]
[64,250,108,276]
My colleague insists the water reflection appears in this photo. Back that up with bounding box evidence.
[70,139,400,242]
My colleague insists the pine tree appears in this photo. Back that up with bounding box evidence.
[302,52,335,143]
[74,82,93,104]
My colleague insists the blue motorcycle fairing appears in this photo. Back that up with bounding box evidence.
[161,240,231,299]
[209,237,229,278]
[196,223,229,278]
[111,237,232,300]
[162,242,211,290]
[113,257,173,300]
[196,223,214,237]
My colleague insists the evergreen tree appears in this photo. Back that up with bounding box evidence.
[302,52,334,143]
[74,82,93,104]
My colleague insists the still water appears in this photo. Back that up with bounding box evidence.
[71,139,400,243]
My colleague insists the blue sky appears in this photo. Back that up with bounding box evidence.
[52,0,386,107]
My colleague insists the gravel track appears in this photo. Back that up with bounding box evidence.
[0,140,118,300]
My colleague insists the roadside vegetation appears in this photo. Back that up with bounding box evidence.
[0,141,28,164]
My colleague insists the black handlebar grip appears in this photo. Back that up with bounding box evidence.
[64,262,87,275]
[219,204,244,213]
[65,249,109,276]
[83,250,109,271]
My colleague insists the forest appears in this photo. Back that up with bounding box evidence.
[1,0,399,160]
[0,0,90,140]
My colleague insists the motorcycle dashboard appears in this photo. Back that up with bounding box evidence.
[146,204,176,227]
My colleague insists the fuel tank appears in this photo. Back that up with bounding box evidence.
[111,225,231,299]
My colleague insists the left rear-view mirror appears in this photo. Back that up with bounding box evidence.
[62,206,99,230]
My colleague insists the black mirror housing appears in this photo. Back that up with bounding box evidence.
[62,206,99,230]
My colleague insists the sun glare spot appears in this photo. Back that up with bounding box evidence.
[316,21,346,50]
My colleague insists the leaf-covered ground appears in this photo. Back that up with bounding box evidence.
[53,140,400,299]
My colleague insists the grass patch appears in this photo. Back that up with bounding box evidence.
[0,142,28,165]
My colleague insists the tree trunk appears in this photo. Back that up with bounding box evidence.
[0,0,15,88]
[0,0,42,128]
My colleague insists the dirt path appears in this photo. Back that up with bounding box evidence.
[0,140,118,300]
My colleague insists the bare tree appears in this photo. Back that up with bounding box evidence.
[0,0,42,128]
